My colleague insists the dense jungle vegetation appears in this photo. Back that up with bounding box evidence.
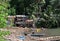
[0,0,60,28]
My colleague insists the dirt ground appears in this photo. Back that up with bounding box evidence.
[1,27,60,41]
[3,27,40,41]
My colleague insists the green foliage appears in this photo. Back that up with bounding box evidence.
[0,4,8,28]
[0,37,6,41]
[0,31,10,36]
[1,0,59,28]
[36,0,60,28]
[8,7,16,15]
[0,31,10,41]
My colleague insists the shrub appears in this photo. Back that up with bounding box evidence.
[0,5,8,28]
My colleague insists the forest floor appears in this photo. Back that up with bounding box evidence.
[0,27,60,41]
[2,27,40,41]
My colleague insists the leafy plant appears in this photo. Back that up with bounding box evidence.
[0,5,8,28]
[0,31,10,41]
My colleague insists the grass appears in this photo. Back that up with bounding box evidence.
[0,31,10,41]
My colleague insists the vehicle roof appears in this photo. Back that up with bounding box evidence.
[16,15,27,17]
